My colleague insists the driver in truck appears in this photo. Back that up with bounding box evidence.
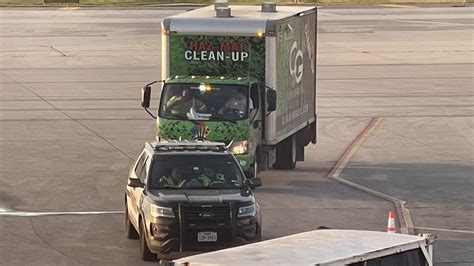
[165,88,206,115]
[218,90,251,118]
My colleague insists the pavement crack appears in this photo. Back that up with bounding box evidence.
[50,46,67,57]
[6,231,47,246]
[381,128,474,164]
[0,72,134,161]
[29,218,83,265]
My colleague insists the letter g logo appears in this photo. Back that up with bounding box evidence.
[289,41,304,84]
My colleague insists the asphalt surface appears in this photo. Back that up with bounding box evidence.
[0,5,473,265]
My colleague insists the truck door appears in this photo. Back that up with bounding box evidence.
[249,83,262,155]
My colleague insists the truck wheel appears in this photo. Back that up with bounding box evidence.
[273,135,296,170]
[139,219,157,261]
[125,206,139,239]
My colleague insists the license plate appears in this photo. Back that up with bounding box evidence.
[197,231,217,242]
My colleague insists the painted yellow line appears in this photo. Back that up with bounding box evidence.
[379,4,417,8]
[327,117,383,178]
[400,201,415,235]
[326,116,416,235]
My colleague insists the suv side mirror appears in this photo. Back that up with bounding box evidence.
[266,90,276,112]
[141,85,151,108]
[128,178,144,188]
[245,177,262,189]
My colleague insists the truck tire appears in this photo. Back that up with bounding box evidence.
[139,219,157,261]
[125,205,139,239]
[273,135,296,170]
[245,161,257,179]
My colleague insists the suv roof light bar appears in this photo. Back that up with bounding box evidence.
[150,140,227,152]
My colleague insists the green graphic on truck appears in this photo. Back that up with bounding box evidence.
[157,118,248,142]
[169,35,265,81]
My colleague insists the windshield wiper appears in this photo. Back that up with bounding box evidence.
[211,114,237,124]
[187,107,211,121]
[162,114,187,120]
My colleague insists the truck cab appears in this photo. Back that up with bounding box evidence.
[152,76,272,174]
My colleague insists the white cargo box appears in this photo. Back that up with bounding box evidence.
[172,230,434,265]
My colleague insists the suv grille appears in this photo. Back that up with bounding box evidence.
[180,204,234,251]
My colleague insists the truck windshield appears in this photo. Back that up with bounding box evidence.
[159,83,248,121]
[148,154,244,190]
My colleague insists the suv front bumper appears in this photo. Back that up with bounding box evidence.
[144,206,260,254]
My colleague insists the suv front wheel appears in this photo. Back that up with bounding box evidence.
[139,219,157,261]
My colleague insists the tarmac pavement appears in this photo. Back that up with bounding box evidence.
[0,5,473,265]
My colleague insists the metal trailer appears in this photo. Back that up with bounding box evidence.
[171,230,435,266]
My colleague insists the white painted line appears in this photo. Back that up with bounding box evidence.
[379,4,417,8]
[58,7,80,11]
[393,19,466,26]
[0,210,124,217]
[415,226,474,235]
[0,203,11,212]
[318,12,343,17]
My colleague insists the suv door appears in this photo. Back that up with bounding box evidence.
[127,151,150,228]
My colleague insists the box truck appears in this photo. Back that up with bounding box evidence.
[141,3,317,176]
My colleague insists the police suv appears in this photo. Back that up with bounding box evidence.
[125,140,262,261]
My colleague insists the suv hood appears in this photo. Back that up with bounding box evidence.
[147,189,253,206]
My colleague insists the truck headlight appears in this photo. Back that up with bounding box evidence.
[230,140,248,155]
[238,204,256,218]
[150,204,174,218]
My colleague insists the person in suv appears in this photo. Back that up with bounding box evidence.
[125,140,262,261]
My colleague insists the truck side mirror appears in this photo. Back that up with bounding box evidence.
[141,85,151,108]
[266,90,276,112]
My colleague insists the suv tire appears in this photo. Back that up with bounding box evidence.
[139,219,157,261]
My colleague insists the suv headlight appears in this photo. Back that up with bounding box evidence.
[150,204,174,218]
[230,140,248,155]
[238,204,256,218]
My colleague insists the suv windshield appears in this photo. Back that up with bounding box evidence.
[148,154,244,190]
[159,83,248,121]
